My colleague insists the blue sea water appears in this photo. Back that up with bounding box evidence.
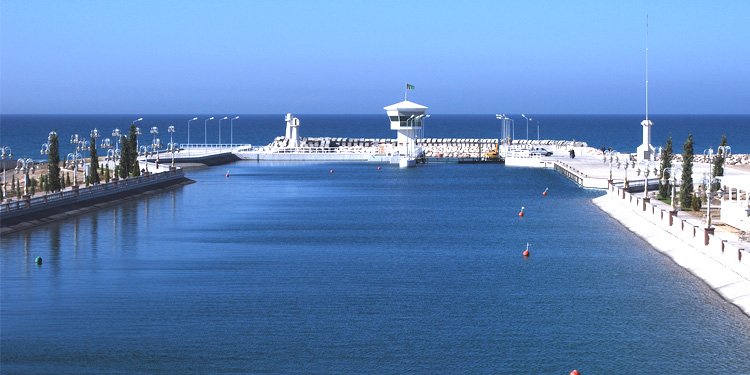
[1,114,749,161]
[2,158,750,373]
[2,114,750,373]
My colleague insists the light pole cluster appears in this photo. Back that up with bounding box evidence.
[65,152,84,187]
[15,157,35,196]
[230,116,239,147]
[698,173,725,229]
[661,166,683,212]
[167,125,178,168]
[637,160,657,199]
[2,146,14,199]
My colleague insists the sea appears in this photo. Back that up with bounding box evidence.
[1,114,750,374]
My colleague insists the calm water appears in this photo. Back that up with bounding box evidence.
[2,161,750,374]
[1,114,749,161]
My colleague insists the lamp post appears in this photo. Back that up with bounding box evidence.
[2,146,13,199]
[698,174,724,229]
[167,125,177,168]
[65,152,84,187]
[205,117,214,150]
[231,116,239,147]
[536,119,540,141]
[637,160,655,200]
[112,128,122,151]
[604,149,617,182]
[134,125,143,151]
[139,145,151,173]
[150,126,162,169]
[218,116,228,149]
[661,166,683,212]
[617,160,629,189]
[716,145,732,177]
[77,140,91,181]
[15,157,35,196]
[521,114,530,140]
[187,117,198,149]
[101,138,113,172]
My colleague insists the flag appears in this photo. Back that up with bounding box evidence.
[406,84,415,90]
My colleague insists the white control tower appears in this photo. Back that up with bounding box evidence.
[383,100,428,159]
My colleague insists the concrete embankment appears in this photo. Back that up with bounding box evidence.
[593,187,750,317]
[0,169,193,235]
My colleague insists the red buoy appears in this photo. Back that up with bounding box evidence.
[225,170,229,178]
[519,206,525,217]
[543,187,548,196]
[570,371,580,375]
[377,167,381,170]
[330,170,334,173]
[523,242,530,257]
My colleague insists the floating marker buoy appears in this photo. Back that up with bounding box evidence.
[377,167,381,170]
[519,206,525,217]
[523,242,530,257]
[543,187,548,196]
[35,256,43,265]
[226,170,229,178]
[330,170,334,173]
[570,371,580,375]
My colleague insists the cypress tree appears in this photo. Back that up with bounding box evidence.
[48,130,62,192]
[119,135,130,178]
[11,175,17,195]
[104,168,110,183]
[66,172,71,188]
[658,136,674,199]
[89,137,100,184]
[680,134,695,210]
[713,135,727,178]
[128,124,140,177]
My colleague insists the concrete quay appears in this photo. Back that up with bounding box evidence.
[593,185,750,317]
[0,168,192,235]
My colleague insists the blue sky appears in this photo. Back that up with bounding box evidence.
[1,0,748,114]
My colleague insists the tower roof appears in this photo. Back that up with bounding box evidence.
[383,100,428,111]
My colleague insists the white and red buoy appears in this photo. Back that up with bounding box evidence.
[543,187,548,196]
[519,206,525,217]
[225,170,229,178]
[523,242,530,257]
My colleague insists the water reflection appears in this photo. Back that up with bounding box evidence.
[111,206,118,253]
[121,203,138,253]
[73,217,79,258]
[91,214,98,258]
[49,223,61,277]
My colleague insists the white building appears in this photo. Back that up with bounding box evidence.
[383,100,428,166]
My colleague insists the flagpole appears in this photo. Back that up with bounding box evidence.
[405,82,408,101]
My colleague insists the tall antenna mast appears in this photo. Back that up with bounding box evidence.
[645,14,649,122]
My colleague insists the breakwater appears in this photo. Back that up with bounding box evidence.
[262,137,584,159]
